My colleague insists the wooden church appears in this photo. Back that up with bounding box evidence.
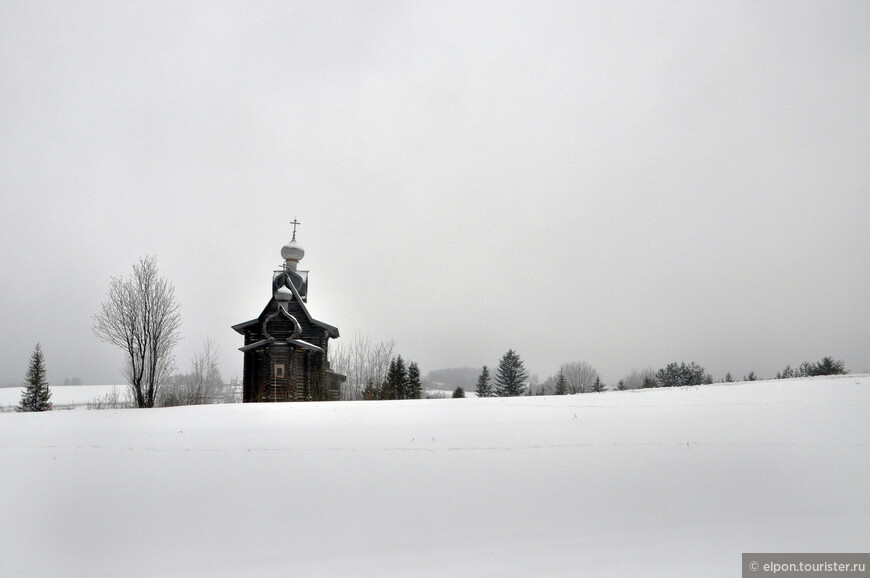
[232,222,344,402]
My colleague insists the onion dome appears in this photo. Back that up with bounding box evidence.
[281,238,305,263]
[275,283,293,302]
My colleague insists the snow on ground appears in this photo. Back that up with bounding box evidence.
[0,384,125,410]
[1,375,868,576]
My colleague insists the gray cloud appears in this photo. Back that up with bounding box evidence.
[1,1,868,386]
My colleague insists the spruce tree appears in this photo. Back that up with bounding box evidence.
[495,349,527,397]
[18,343,51,412]
[381,359,397,400]
[554,369,568,395]
[382,356,408,400]
[590,376,605,392]
[407,362,422,399]
[452,386,465,398]
[394,355,408,399]
[475,366,492,398]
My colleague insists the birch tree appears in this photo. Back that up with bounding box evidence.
[93,256,181,408]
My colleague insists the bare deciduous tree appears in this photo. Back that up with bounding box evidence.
[328,333,396,400]
[86,386,131,410]
[160,338,225,406]
[560,361,599,394]
[93,256,181,408]
[619,367,656,390]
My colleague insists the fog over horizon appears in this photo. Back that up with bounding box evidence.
[2,2,868,387]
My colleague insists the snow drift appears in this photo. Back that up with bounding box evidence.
[1,375,868,576]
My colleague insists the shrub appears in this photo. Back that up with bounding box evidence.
[807,356,846,376]
[655,362,710,387]
[778,357,846,379]
[87,387,130,410]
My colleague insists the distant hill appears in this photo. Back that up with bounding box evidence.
[424,367,481,391]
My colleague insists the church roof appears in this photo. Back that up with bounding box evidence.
[238,336,324,353]
[232,278,339,339]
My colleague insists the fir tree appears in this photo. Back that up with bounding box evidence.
[381,358,397,400]
[18,343,51,412]
[590,376,605,392]
[407,362,422,399]
[382,356,408,400]
[394,355,408,399]
[475,366,493,398]
[452,386,465,398]
[554,369,567,395]
[495,349,527,397]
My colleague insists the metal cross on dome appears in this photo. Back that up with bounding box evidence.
[290,218,301,240]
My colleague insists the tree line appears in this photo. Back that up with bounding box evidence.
[16,254,853,411]
[471,353,851,399]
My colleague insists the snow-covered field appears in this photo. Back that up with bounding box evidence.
[2,375,868,576]
[0,384,125,410]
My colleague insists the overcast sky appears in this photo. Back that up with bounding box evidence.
[1,1,868,386]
